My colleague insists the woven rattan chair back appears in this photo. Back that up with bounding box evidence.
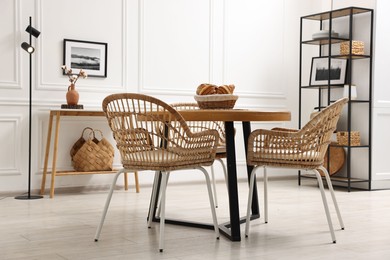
[247,97,348,169]
[170,103,226,147]
[102,94,219,171]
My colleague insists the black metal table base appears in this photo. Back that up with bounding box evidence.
[148,121,260,242]
[151,214,260,241]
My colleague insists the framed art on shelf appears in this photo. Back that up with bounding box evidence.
[63,39,107,78]
[309,57,347,86]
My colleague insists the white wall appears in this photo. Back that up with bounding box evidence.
[371,0,390,189]
[1,0,313,194]
[2,0,385,194]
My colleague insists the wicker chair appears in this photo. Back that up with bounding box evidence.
[170,103,228,208]
[245,97,348,243]
[94,93,220,252]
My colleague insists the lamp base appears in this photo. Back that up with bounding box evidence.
[15,194,43,200]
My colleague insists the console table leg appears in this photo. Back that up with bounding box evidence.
[134,171,140,193]
[50,112,61,198]
[40,113,54,195]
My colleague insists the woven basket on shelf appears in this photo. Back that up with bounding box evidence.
[194,94,238,109]
[340,41,364,55]
[337,131,361,146]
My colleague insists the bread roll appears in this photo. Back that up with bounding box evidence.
[226,84,235,94]
[196,83,235,95]
[216,84,235,94]
[216,85,230,94]
[197,83,217,95]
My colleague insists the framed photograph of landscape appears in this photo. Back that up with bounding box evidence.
[63,39,107,77]
[309,57,347,86]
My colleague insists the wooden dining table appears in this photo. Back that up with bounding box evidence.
[148,108,291,242]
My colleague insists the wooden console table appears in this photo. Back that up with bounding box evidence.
[39,109,139,198]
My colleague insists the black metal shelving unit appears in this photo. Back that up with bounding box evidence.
[298,7,374,191]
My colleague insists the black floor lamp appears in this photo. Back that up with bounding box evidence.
[15,17,43,200]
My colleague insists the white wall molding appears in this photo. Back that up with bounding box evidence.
[375,100,390,108]
[0,0,21,89]
[0,116,22,176]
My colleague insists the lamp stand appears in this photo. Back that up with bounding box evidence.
[15,16,43,200]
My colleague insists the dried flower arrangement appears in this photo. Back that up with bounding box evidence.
[61,65,88,85]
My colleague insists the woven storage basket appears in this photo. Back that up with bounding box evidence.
[337,131,361,146]
[71,128,114,171]
[340,41,364,55]
[194,94,238,109]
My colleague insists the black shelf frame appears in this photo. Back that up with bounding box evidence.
[298,7,374,191]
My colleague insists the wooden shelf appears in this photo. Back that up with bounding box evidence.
[302,6,372,21]
[301,174,369,183]
[48,170,118,176]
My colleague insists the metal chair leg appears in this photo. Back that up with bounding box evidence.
[148,171,160,228]
[319,166,345,230]
[94,168,125,242]
[158,173,168,252]
[198,166,220,239]
[313,169,337,243]
[210,164,218,208]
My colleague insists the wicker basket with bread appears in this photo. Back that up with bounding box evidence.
[194,83,238,109]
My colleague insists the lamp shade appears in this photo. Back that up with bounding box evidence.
[21,42,35,53]
[25,25,40,38]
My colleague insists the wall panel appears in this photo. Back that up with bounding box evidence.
[140,0,211,94]
[224,0,285,97]
[0,116,22,176]
[0,0,20,89]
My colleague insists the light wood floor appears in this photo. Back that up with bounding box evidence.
[1,176,390,260]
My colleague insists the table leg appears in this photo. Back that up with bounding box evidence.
[220,121,241,241]
[242,122,259,217]
[40,113,54,195]
[49,112,61,198]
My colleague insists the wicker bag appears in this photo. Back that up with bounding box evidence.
[71,127,114,172]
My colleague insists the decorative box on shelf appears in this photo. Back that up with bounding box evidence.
[337,131,361,146]
[340,41,364,55]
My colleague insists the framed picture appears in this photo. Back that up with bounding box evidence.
[63,39,107,78]
[309,57,347,86]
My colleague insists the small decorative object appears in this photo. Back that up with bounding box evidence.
[337,131,361,146]
[343,84,357,100]
[312,30,339,40]
[194,83,238,109]
[61,65,87,108]
[340,40,364,55]
[70,127,114,172]
[310,57,347,86]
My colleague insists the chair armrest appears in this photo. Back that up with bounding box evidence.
[271,127,299,133]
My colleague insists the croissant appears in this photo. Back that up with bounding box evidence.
[196,83,235,95]
[216,84,235,94]
[196,83,217,95]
